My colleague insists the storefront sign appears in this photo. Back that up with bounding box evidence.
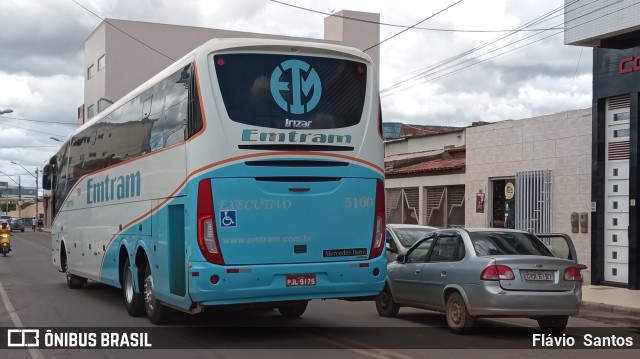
[505,182,515,200]
[618,55,640,74]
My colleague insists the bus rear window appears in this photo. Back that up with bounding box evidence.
[214,53,367,129]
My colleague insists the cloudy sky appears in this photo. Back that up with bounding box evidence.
[0,0,592,192]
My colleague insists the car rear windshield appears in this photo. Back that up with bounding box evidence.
[470,232,554,257]
[214,53,367,129]
[394,228,437,247]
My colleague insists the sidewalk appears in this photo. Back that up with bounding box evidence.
[579,285,640,326]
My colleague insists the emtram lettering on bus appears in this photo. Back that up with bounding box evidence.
[241,129,352,144]
[86,171,142,204]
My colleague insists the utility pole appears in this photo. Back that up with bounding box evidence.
[18,176,21,218]
[36,168,39,220]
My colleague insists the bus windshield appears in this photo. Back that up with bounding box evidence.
[214,53,367,129]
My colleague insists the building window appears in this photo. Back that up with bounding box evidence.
[613,218,618,226]
[614,112,630,122]
[613,234,618,242]
[612,251,618,260]
[87,104,95,119]
[614,128,630,138]
[98,55,105,71]
[613,184,618,192]
[612,268,618,276]
[613,168,618,176]
[613,201,618,209]
[87,64,95,79]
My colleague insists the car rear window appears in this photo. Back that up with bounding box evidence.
[213,53,367,129]
[470,232,554,257]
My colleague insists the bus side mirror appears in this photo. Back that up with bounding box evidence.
[42,164,53,190]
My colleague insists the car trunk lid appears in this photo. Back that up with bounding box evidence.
[491,256,580,291]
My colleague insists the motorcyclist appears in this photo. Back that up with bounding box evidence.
[0,222,11,253]
[37,218,44,231]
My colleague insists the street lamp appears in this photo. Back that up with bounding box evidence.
[0,170,20,218]
[0,109,13,115]
[11,162,38,222]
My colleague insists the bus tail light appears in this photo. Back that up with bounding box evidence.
[377,98,383,138]
[197,179,224,265]
[369,179,385,259]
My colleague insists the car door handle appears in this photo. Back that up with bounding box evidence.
[415,270,421,274]
[441,271,447,277]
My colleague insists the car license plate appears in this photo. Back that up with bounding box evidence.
[286,274,316,287]
[523,270,553,281]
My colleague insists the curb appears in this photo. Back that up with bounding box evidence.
[578,301,640,326]
[581,301,640,317]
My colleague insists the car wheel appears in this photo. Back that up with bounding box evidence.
[375,285,400,317]
[277,301,308,318]
[446,292,475,334]
[537,315,569,334]
[122,258,145,317]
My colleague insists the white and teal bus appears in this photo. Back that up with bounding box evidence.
[43,38,385,323]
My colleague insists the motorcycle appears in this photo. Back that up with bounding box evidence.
[0,233,10,256]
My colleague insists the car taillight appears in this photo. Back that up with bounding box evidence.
[480,265,515,281]
[563,267,583,281]
[369,179,385,259]
[197,179,224,265]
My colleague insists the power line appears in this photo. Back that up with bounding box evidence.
[269,0,563,32]
[364,0,465,52]
[381,0,632,97]
[381,2,570,93]
[70,0,175,62]
[381,30,564,97]
[557,47,586,113]
[0,115,78,126]
[0,122,69,137]
[381,0,609,90]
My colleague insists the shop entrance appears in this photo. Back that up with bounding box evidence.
[491,178,515,229]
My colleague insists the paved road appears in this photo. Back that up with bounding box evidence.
[0,231,638,359]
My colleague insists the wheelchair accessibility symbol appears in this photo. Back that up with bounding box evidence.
[220,210,237,228]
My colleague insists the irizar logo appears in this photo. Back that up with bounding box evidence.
[285,119,312,128]
[270,59,322,115]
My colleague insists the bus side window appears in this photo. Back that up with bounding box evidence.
[188,64,203,138]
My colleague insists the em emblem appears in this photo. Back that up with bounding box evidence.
[270,59,322,114]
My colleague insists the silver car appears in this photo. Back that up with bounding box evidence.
[376,228,585,334]
[385,224,438,262]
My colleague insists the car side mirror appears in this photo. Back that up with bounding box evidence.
[386,242,398,253]
[396,254,406,263]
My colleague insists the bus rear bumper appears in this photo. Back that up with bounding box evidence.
[188,258,386,306]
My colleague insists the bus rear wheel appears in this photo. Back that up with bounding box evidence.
[123,258,145,316]
[62,246,85,289]
[143,263,170,324]
[277,301,308,318]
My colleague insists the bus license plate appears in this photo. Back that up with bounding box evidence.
[286,274,316,287]
[523,270,553,281]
